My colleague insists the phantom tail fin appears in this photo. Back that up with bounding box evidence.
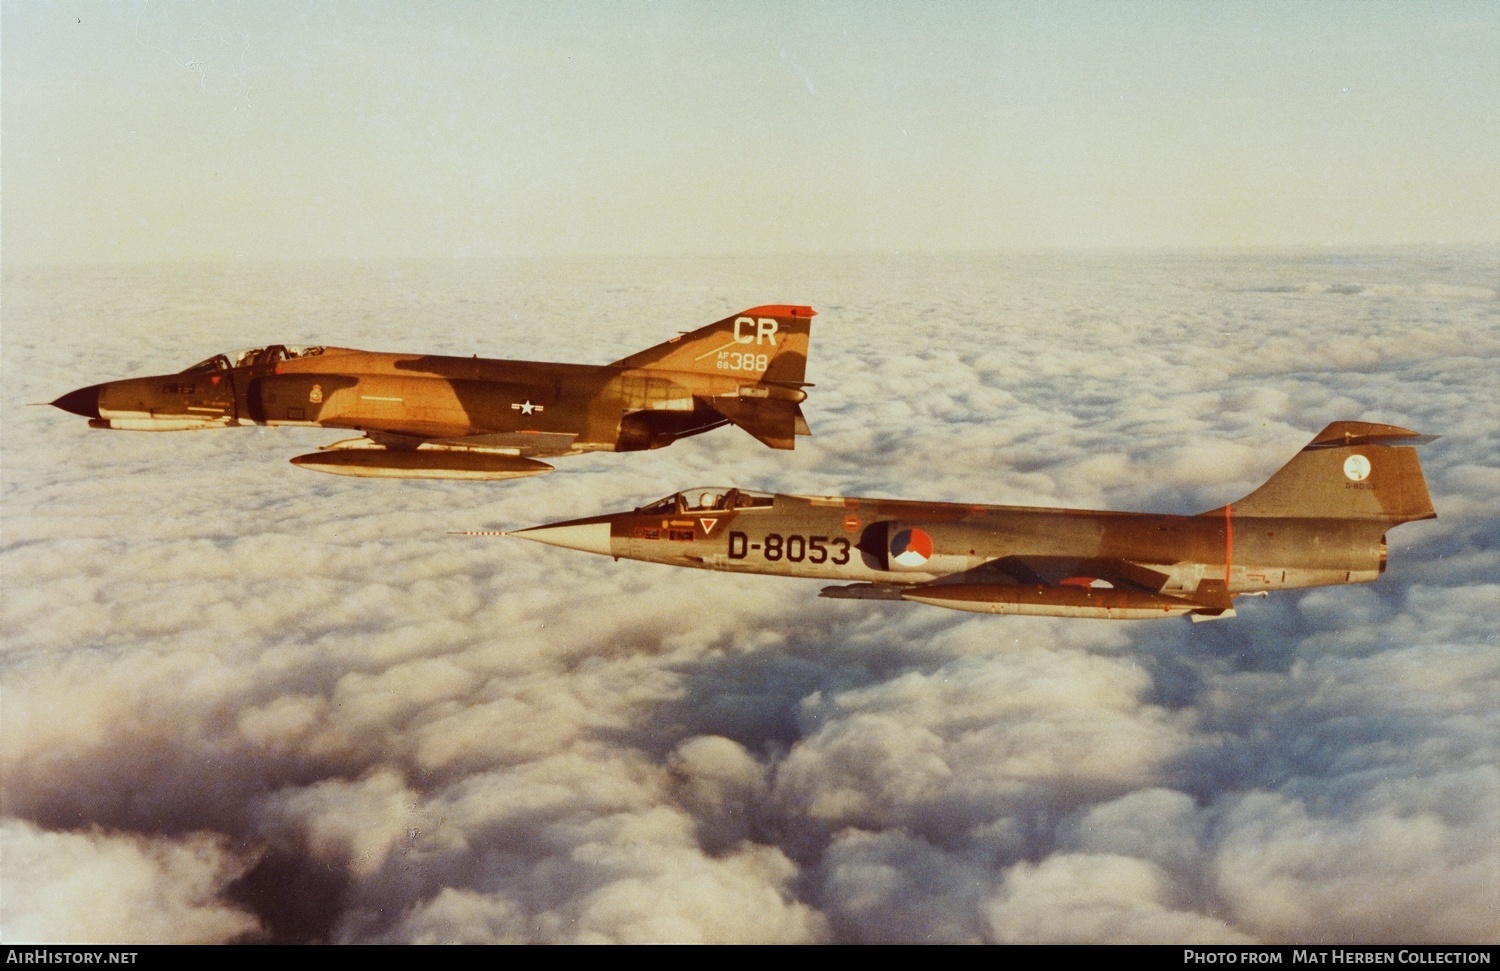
[611,305,815,385]
[1204,421,1437,523]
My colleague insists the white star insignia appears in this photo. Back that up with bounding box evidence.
[512,400,544,416]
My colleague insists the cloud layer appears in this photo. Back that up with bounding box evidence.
[2,249,1496,942]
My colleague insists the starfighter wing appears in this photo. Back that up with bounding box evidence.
[819,557,1234,620]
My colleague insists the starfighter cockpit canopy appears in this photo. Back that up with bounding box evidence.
[638,487,774,514]
[180,345,326,374]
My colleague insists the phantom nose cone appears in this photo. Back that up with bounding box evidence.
[509,521,614,557]
[52,384,102,419]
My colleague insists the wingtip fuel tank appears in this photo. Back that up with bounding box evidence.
[496,425,1436,621]
[51,306,817,479]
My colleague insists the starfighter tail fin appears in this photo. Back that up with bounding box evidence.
[1203,421,1437,523]
[610,305,815,385]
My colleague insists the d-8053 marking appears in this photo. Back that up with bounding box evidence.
[727,531,850,565]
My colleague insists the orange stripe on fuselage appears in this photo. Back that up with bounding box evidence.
[1224,504,1234,584]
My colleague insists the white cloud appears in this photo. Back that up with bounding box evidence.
[0,820,259,944]
[986,853,1253,944]
[2,249,1494,942]
[1212,779,1500,943]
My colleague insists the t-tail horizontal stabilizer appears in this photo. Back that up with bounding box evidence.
[1204,421,1437,523]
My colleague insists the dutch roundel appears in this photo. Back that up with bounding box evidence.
[890,527,934,567]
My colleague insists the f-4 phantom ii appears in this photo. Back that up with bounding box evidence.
[500,422,1436,620]
[50,305,815,479]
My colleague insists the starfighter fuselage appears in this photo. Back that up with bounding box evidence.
[502,422,1436,620]
[51,306,816,479]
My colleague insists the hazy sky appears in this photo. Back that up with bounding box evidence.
[4,1,1497,263]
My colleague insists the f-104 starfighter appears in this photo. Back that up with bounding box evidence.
[499,422,1436,620]
[50,305,815,479]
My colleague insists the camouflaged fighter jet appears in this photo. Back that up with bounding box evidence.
[495,422,1436,620]
[50,305,815,479]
